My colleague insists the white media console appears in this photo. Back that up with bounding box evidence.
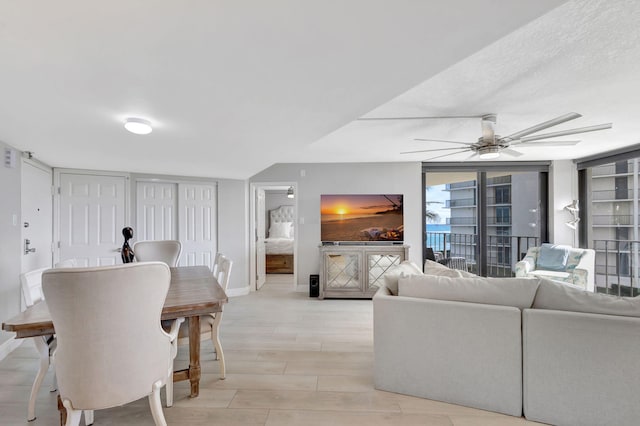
[319,244,409,299]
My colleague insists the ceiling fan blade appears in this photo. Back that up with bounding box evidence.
[502,112,582,141]
[401,147,471,154]
[462,152,479,161]
[518,123,612,142]
[413,138,475,145]
[511,140,580,146]
[501,148,524,157]
[358,115,484,121]
[423,149,473,161]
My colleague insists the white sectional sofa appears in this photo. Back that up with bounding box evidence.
[373,261,640,426]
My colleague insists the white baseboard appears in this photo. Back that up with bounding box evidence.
[226,285,250,297]
[0,337,23,362]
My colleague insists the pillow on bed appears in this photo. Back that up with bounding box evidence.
[269,222,292,238]
[289,223,295,238]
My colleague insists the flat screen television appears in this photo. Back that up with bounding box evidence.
[320,194,403,243]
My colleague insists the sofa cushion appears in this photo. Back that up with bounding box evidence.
[536,244,570,271]
[398,275,540,310]
[383,261,423,296]
[533,278,640,318]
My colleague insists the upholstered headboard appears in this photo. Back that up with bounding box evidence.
[270,205,295,226]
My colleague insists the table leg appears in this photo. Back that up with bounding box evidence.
[188,315,201,397]
[57,395,66,426]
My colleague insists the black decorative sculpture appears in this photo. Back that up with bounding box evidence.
[121,227,135,263]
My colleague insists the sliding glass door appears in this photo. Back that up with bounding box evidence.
[423,164,548,277]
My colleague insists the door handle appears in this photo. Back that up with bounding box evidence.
[24,239,36,255]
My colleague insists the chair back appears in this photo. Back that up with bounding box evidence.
[214,254,233,291]
[20,267,50,307]
[133,240,182,267]
[55,259,78,268]
[212,252,223,276]
[42,262,173,410]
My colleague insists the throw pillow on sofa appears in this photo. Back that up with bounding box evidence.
[383,261,423,296]
[398,274,541,310]
[533,278,640,318]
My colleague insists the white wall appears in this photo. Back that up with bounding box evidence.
[217,179,249,291]
[550,160,578,246]
[250,162,423,286]
[0,142,21,346]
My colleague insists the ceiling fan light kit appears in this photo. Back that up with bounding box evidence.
[386,112,613,161]
[478,145,501,159]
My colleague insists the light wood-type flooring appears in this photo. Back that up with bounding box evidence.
[0,274,541,425]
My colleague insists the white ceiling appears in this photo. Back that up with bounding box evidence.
[2,1,636,180]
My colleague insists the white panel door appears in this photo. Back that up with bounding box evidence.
[136,182,177,241]
[178,183,217,268]
[256,188,266,289]
[21,161,53,273]
[58,173,126,267]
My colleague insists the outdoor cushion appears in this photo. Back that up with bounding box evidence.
[536,244,570,271]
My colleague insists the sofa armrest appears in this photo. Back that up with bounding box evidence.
[523,309,640,426]
[514,259,534,277]
[373,292,523,416]
[573,249,595,290]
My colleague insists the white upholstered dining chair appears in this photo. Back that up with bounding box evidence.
[42,262,183,426]
[20,267,55,421]
[176,254,232,379]
[133,240,182,266]
[19,259,80,421]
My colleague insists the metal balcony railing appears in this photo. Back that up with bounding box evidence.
[592,215,635,226]
[486,196,511,205]
[487,175,511,185]
[487,217,512,225]
[591,189,636,201]
[592,239,640,296]
[445,181,476,190]
[447,217,477,225]
[425,232,539,277]
[445,198,476,208]
[591,163,634,177]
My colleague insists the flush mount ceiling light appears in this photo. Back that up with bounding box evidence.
[124,118,153,135]
[287,186,294,199]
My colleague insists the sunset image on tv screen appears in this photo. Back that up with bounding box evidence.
[320,194,403,242]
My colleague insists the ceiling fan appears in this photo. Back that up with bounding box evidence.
[362,113,612,160]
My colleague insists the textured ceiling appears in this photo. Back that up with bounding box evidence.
[307,0,640,164]
[3,0,622,179]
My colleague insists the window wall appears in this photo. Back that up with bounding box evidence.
[580,157,640,296]
[423,163,549,277]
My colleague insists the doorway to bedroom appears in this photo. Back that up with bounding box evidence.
[250,183,297,292]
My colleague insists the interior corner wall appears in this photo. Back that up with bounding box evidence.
[0,142,22,345]
[550,160,577,246]
[217,179,249,291]
[250,162,423,287]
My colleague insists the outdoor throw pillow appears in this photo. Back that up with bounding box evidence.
[537,243,570,271]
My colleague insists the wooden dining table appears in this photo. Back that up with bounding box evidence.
[2,265,228,425]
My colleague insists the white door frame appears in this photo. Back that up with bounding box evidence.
[53,169,131,265]
[249,182,298,291]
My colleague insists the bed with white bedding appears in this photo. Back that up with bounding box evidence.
[266,205,294,274]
